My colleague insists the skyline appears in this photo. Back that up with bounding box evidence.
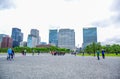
[0,0,120,47]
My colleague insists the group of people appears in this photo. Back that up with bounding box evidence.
[21,49,40,56]
[7,48,40,60]
[22,49,27,56]
[7,48,15,60]
[97,49,105,60]
[32,50,41,56]
[6,48,105,60]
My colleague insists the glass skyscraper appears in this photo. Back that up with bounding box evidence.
[58,29,75,50]
[27,29,40,48]
[11,28,23,47]
[0,34,8,42]
[83,27,97,48]
[49,29,58,46]
[0,34,8,48]
[27,34,37,48]
[30,29,40,44]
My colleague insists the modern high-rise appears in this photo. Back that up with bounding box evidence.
[0,34,8,48]
[0,34,8,42]
[1,36,12,48]
[49,29,58,46]
[20,41,27,47]
[30,29,40,44]
[82,27,97,48]
[11,28,23,47]
[27,34,37,48]
[58,29,75,50]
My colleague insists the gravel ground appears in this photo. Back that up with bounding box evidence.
[0,54,120,79]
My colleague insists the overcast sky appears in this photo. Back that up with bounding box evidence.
[0,0,120,47]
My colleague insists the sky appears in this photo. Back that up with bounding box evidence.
[0,0,120,47]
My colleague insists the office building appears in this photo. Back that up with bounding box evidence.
[49,29,58,46]
[27,34,37,48]
[1,36,12,48]
[58,29,75,50]
[11,28,23,47]
[20,41,27,47]
[0,34,8,48]
[40,42,47,45]
[30,29,40,44]
[0,34,8,42]
[82,27,97,48]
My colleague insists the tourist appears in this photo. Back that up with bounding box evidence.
[74,52,77,56]
[82,51,84,56]
[11,49,15,59]
[24,49,27,56]
[32,50,35,56]
[7,48,12,60]
[96,50,100,60]
[22,50,24,55]
[102,49,105,59]
[38,50,40,55]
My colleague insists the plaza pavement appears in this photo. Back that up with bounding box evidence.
[0,53,120,79]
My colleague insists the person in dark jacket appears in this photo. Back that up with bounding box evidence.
[24,49,27,56]
[11,49,15,59]
[22,50,24,55]
[38,50,40,55]
[96,50,100,60]
[102,49,105,59]
[32,50,35,56]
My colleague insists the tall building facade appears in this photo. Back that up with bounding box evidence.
[30,29,40,44]
[11,28,23,47]
[49,29,58,46]
[40,42,47,45]
[58,29,75,50]
[82,27,97,48]
[0,34,8,48]
[20,41,27,47]
[0,34,8,42]
[27,34,37,48]
[1,36,12,48]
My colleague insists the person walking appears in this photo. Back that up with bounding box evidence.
[74,52,77,56]
[7,48,12,60]
[32,50,35,56]
[96,50,100,60]
[11,49,15,60]
[102,49,105,59]
[24,49,27,56]
[38,50,40,55]
[22,50,24,55]
[82,51,84,56]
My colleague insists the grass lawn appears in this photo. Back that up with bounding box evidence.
[77,53,120,57]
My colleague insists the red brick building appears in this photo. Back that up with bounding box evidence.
[1,36,13,48]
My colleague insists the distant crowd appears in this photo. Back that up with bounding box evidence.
[6,48,105,61]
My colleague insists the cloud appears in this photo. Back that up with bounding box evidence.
[105,34,120,44]
[92,0,120,27]
[64,0,80,2]
[111,14,120,24]
[107,38,120,43]
[112,0,120,12]
[91,19,111,27]
[106,37,120,44]
[0,0,15,10]
[110,0,120,26]
[101,36,120,45]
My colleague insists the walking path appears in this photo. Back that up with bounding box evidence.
[0,54,120,79]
